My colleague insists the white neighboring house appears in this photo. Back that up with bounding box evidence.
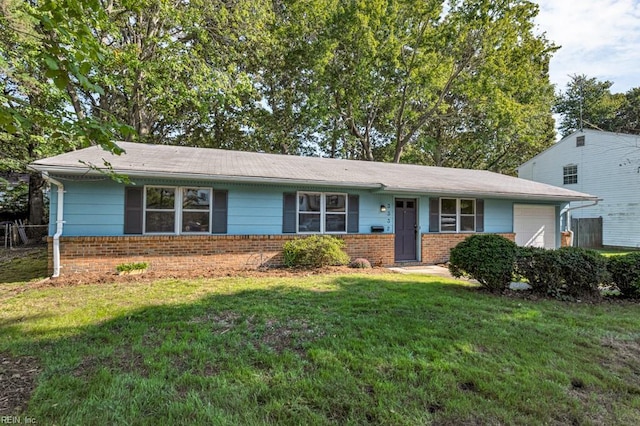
[518,129,640,248]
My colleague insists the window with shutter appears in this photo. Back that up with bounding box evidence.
[283,192,359,234]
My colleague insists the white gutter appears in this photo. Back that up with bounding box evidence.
[31,165,598,203]
[562,198,602,246]
[42,172,65,278]
[29,165,385,191]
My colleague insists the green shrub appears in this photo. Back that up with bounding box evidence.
[282,235,350,268]
[116,262,149,273]
[349,258,372,269]
[557,247,609,300]
[448,234,517,292]
[515,247,563,296]
[607,252,640,298]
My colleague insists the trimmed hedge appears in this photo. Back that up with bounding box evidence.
[515,246,609,300]
[282,235,350,268]
[556,247,609,299]
[449,234,517,292]
[608,252,640,298]
[515,247,563,296]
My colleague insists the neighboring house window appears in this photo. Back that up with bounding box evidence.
[563,165,578,185]
[439,198,476,232]
[576,135,585,147]
[297,192,347,233]
[124,186,227,235]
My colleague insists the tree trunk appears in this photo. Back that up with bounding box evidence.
[27,172,46,225]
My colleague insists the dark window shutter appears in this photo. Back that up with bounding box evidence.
[347,194,359,233]
[212,190,228,234]
[429,198,440,232]
[124,187,143,234]
[476,199,484,233]
[282,192,297,233]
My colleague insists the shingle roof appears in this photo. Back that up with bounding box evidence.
[30,142,597,201]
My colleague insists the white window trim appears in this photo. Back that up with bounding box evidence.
[440,198,476,233]
[181,187,213,235]
[296,191,348,234]
[563,164,578,185]
[143,186,213,235]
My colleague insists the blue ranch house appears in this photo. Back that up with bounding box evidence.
[30,143,596,277]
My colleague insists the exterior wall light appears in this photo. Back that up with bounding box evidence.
[380,204,387,212]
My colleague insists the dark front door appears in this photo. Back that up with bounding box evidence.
[395,198,417,261]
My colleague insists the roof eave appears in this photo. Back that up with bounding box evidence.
[30,164,597,202]
[29,164,384,190]
[379,186,597,202]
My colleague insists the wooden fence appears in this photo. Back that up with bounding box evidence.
[571,217,603,248]
[1,221,48,248]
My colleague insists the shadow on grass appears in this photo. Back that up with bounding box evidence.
[3,275,640,425]
[0,247,48,284]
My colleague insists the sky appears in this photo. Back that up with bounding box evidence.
[535,0,640,93]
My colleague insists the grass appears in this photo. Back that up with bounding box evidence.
[596,248,639,257]
[0,247,48,284]
[1,266,640,424]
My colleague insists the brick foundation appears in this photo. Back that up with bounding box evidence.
[421,233,516,264]
[48,234,396,276]
[47,232,516,276]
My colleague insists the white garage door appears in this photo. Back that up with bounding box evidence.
[513,204,557,249]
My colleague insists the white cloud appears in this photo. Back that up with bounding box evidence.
[535,0,640,92]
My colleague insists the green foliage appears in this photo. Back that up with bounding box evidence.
[515,246,563,296]
[556,247,609,300]
[554,74,632,137]
[3,0,559,175]
[349,258,372,269]
[607,252,640,298]
[0,181,28,218]
[282,235,350,268]
[448,234,517,292]
[116,262,149,273]
[516,246,609,301]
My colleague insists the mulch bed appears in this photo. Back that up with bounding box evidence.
[10,265,392,292]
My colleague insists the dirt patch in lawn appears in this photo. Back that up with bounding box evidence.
[0,352,40,415]
[12,265,391,291]
[601,336,640,390]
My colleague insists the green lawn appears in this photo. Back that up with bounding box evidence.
[596,248,640,257]
[0,247,48,284]
[1,268,640,424]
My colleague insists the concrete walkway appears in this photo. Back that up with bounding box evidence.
[388,265,532,290]
[388,265,455,278]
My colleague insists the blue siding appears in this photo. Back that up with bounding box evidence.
[358,193,394,234]
[46,175,564,244]
[227,186,285,235]
[484,199,514,233]
[227,186,395,235]
[54,180,125,236]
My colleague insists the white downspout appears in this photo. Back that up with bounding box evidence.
[563,199,602,247]
[43,172,64,277]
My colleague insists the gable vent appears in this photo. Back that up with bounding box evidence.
[576,135,585,147]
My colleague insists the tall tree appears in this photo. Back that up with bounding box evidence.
[614,87,640,135]
[91,0,270,147]
[1,0,126,223]
[554,74,626,137]
[307,0,556,171]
